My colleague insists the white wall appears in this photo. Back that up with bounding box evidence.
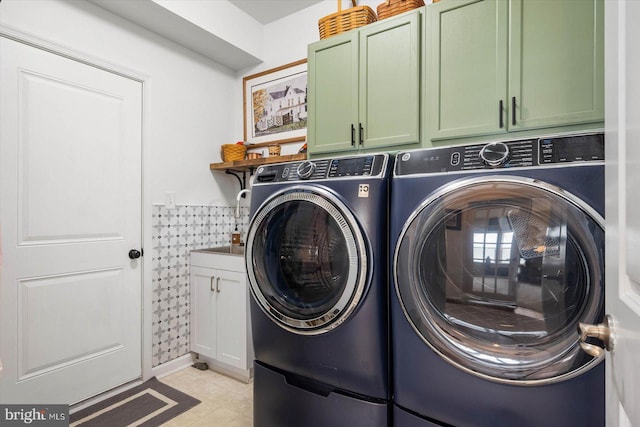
[0,0,242,206]
[153,0,264,61]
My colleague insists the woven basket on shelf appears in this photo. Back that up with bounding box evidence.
[377,0,425,20]
[221,144,247,162]
[319,0,377,40]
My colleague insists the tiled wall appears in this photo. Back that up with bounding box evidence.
[151,204,249,367]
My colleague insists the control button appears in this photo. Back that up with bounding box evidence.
[451,152,461,166]
[479,142,510,167]
[282,167,289,178]
[296,161,316,179]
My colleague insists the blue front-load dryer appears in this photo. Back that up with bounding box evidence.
[245,153,391,427]
[390,133,605,427]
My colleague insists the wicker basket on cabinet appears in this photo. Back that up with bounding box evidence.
[377,0,425,20]
[318,0,378,39]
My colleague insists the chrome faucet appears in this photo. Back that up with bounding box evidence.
[235,189,251,218]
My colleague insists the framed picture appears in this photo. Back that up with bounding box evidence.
[243,59,307,145]
[445,209,462,230]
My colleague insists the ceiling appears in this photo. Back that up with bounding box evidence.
[228,0,325,24]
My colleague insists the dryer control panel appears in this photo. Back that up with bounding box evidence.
[395,132,604,176]
[254,153,389,183]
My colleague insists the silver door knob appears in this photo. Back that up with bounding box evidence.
[578,315,614,358]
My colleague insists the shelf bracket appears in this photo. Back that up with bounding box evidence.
[225,168,255,196]
[226,170,246,192]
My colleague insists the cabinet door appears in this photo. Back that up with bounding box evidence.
[426,0,508,141]
[307,31,359,155]
[360,10,421,150]
[215,269,247,370]
[509,0,604,130]
[190,266,217,359]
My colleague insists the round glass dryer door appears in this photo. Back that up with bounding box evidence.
[246,186,368,335]
[394,176,604,384]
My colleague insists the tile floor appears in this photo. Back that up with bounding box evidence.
[159,367,253,427]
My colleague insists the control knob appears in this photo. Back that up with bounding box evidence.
[296,161,316,179]
[479,142,510,167]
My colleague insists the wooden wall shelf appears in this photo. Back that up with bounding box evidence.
[210,153,307,191]
[209,153,307,172]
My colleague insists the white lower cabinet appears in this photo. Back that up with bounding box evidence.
[190,250,253,381]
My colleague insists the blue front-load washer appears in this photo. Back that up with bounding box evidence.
[245,153,391,427]
[390,133,605,427]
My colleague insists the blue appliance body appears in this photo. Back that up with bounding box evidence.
[390,133,605,427]
[245,154,391,427]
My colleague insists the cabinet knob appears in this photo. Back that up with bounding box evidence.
[128,249,141,259]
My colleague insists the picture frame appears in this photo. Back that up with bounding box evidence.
[445,209,462,230]
[243,59,308,146]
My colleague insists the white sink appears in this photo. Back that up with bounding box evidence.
[193,246,244,256]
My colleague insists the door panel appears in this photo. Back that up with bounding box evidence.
[360,11,420,149]
[605,0,640,424]
[307,32,359,154]
[246,188,367,334]
[18,269,125,378]
[427,0,508,140]
[510,0,604,130]
[394,177,604,383]
[0,36,142,404]
[189,267,217,357]
[216,270,247,369]
[18,71,125,244]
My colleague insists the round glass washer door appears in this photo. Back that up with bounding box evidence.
[394,176,604,384]
[246,185,369,335]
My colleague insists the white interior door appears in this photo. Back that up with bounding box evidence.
[0,36,143,404]
[604,1,640,425]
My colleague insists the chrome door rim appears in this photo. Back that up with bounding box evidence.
[393,175,605,385]
[246,185,368,335]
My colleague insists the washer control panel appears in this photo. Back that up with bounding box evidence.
[254,153,388,183]
[396,132,604,176]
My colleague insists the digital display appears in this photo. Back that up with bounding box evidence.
[539,133,604,164]
[329,157,374,177]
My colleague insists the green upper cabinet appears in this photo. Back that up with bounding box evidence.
[307,31,359,154]
[308,9,421,156]
[426,0,508,140]
[426,0,604,142]
[509,0,604,130]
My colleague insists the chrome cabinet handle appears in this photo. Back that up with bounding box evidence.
[216,277,221,293]
[511,96,517,126]
[210,276,216,292]
[578,315,614,358]
[499,100,504,128]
